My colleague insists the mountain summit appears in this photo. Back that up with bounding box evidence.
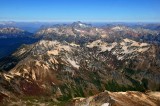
[71,21,92,28]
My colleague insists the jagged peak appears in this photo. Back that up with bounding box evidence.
[71,21,91,28]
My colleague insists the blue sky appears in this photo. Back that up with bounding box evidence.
[0,0,160,22]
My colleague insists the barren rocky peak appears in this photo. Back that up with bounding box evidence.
[35,22,108,39]
[35,22,160,45]
[71,21,92,28]
[69,91,160,106]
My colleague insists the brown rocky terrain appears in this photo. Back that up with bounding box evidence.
[68,91,160,106]
[0,22,160,105]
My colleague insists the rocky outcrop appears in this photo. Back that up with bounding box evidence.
[68,91,160,106]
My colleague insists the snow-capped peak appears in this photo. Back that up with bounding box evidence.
[111,26,128,31]
[71,21,91,28]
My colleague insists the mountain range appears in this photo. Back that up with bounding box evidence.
[0,21,160,106]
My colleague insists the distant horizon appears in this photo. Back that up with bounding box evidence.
[0,0,160,22]
[1,20,160,24]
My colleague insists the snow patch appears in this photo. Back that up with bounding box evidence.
[70,43,80,47]
[67,58,79,69]
[123,38,135,43]
[140,43,149,47]
[75,29,85,33]
[111,26,125,31]
[79,23,87,27]
[138,47,149,52]
[87,40,117,52]
[101,103,110,106]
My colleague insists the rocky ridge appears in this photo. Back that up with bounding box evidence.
[0,22,160,105]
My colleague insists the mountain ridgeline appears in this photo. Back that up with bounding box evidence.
[0,22,160,105]
[0,27,39,59]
